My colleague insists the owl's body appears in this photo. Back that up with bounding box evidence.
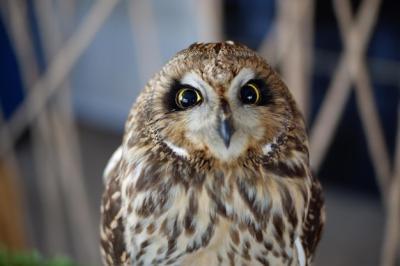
[100,42,324,266]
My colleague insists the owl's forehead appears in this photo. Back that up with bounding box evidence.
[201,61,236,86]
[173,42,265,87]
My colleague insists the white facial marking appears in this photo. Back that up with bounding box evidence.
[164,140,189,158]
[226,40,234,45]
[181,72,219,133]
[262,143,273,155]
[180,72,214,98]
[227,68,255,100]
[180,69,263,162]
[295,237,306,266]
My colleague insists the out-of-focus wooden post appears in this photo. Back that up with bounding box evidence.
[0,160,27,250]
[0,111,27,251]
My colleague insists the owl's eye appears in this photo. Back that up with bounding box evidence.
[175,87,203,109]
[240,82,261,105]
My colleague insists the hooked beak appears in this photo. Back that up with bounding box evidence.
[218,117,235,148]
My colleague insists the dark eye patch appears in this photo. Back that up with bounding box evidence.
[164,79,202,112]
[241,79,273,106]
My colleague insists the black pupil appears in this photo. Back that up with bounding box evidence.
[240,85,258,104]
[179,89,198,108]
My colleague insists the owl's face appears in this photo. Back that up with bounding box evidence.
[140,42,300,163]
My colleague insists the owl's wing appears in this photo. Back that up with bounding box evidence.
[100,147,129,265]
[301,174,325,264]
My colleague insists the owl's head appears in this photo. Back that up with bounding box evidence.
[130,42,305,163]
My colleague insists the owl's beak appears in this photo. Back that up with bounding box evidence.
[218,117,234,148]
[218,99,235,148]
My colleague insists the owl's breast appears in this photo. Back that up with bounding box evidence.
[121,160,308,266]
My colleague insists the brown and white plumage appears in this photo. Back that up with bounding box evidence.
[100,42,325,266]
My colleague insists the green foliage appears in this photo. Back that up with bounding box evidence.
[0,249,79,266]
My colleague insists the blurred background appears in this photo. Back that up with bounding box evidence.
[0,0,399,265]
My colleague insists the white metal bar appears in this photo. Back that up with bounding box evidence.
[334,0,389,195]
[380,106,400,266]
[277,0,314,120]
[0,0,119,157]
[194,0,223,42]
[2,0,68,253]
[34,0,99,263]
[309,0,381,172]
[128,0,162,87]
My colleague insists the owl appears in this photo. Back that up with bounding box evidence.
[100,41,325,266]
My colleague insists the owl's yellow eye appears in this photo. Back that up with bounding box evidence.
[240,83,261,105]
[175,87,203,109]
